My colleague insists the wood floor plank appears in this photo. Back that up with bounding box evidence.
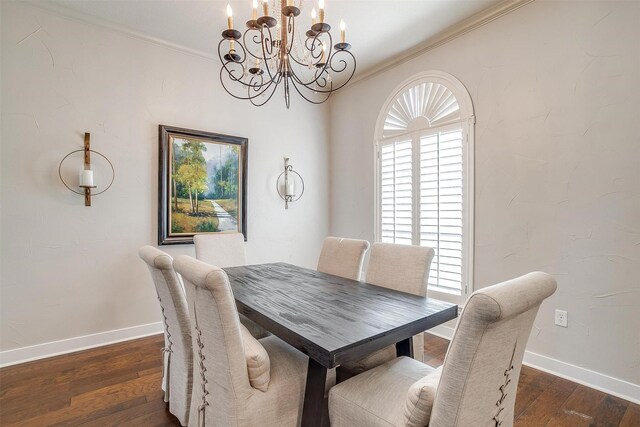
[69,369,140,396]
[80,397,168,427]
[0,335,162,380]
[513,366,558,419]
[514,377,578,427]
[48,396,148,427]
[592,395,629,426]
[120,406,182,427]
[620,402,640,427]
[545,385,607,427]
[0,389,71,426]
[515,382,545,419]
[423,333,449,357]
[9,372,162,426]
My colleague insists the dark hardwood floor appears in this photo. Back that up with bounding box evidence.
[1,333,638,426]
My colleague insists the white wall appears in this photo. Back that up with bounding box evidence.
[329,0,640,390]
[0,1,329,353]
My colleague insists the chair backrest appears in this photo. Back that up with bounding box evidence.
[173,255,253,426]
[365,243,434,296]
[194,233,246,267]
[138,246,192,425]
[429,272,557,427]
[317,237,370,280]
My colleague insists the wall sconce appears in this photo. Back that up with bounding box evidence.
[276,157,304,209]
[58,132,114,206]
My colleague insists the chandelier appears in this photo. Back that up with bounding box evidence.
[219,0,356,108]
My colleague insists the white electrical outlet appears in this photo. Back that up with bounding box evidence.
[555,309,568,327]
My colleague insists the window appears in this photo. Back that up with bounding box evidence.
[375,72,475,303]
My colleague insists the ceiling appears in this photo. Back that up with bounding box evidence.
[46,0,500,73]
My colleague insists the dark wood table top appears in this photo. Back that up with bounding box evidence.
[224,262,458,368]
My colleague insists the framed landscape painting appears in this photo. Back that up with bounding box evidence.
[158,125,247,245]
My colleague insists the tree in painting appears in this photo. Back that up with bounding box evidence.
[174,141,208,214]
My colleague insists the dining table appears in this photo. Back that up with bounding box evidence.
[223,262,458,427]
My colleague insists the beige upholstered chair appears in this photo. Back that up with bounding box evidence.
[338,243,434,377]
[329,272,558,427]
[139,246,192,426]
[173,255,310,427]
[317,236,370,281]
[193,233,269,339]
[194,232,246,267]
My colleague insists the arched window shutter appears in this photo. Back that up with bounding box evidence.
[375,71,475,301]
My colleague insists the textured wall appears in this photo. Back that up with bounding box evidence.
[328,0,640,385]
[1,2,329,351]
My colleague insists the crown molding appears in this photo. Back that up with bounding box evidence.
[348,0,535,87]
[22,0,534,82]
[22,0,216,62]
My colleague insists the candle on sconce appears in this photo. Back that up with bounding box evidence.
[285,179,295,197]
[286,0,293,6]
[252,0,258,19]
[262,0,269,16]
[79,168,94,187]
[321,42,326,62]
[340,19,346,43]
[318,0,325,23]
[227,4,233,29]
[311,8,317,25]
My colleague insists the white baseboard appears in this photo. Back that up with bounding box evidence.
[425,326,640,405]
[0,321,164,368]
[523,351,640,405]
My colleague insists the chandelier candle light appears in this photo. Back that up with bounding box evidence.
[219,0,356,108]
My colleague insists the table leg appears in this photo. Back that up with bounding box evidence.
[396,337,414,358]
[301,358,328,427]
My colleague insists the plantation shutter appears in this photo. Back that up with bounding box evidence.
[380,140,413,245]
[420,129,464,294]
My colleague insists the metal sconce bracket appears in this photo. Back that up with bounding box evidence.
[276,157,304,209]
[58,132,114,207]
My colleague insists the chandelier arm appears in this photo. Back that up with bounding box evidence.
[249,76,281,107]
[314,68,333,90]
[249,72,282,97]
[287,42,333,87]
[259,24,281,82]
[261,24,274,57]
[227,64,283,91]
[220,60,247,84]
[243,28,268,62]
[286,64,322,89]
[288,50,356,93]
[310,34,328,72]
[303,31,333,85]
[217,39,266,90]
[288,75,333,105]
[308,51,357,93]
[220,68,278,100]
[305,35,324,61]
[288,33,323,68]
[220,57,276,90]
[285,14,296,57]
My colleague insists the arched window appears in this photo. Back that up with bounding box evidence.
[375,71,475,303]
